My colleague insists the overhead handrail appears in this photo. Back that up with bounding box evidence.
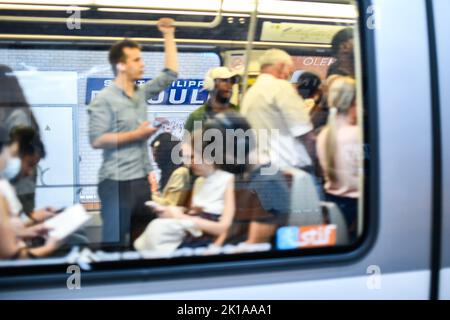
[0,0,224,28]
[0,34,332,48]
[240,0,259,99]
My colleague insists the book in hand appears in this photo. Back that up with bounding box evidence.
[44,204,92,241]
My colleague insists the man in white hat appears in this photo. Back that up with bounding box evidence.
[184,67,240,133]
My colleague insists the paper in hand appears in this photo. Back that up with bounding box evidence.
[44,204,91,241]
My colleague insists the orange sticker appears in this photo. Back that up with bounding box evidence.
[298,225,337,248]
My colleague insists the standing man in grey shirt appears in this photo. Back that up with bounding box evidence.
[88,18,178,248]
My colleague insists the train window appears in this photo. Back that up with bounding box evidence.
[0,0,367,275]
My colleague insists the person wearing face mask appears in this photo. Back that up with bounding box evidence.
[0,129,34,223]
[0,213,19,259]
[0,65,44,224]
[1,148,21,181]
[0,127,61,259]
[184,67,240,133]
[0,150,24,222]
[1,127,55,224]
[9,126,53,219]
[0,186,21,259]
[0,127,23,220]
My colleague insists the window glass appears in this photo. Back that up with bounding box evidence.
[0,0,364,271]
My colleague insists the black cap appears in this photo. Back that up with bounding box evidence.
[296,71,322,100]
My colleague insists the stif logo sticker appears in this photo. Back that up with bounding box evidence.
[276,225,337,250]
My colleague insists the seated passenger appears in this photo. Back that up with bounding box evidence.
[150,132,193,202]
[230,167,291,245]
[0,202,19,259]
[184,67,240,133]
[131,134,196,241]
[0,66,43,218]
[134,128,235,253]
[151,166,193,207]
[151,137,195,207]
[316,77,360,242]
[9,126,54,219]
[204,113,291,245]
[151,132,180,191]
[2,127,55,225]
[0,127,61,259]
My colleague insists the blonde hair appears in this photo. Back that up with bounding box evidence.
[324,77,356,182]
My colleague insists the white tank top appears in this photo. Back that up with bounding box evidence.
[191,170,233,215]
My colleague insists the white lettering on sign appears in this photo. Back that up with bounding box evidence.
[299,225,337,248]
[303,57,335,67]
[149,91,165,104]
[191,90,206,104]
[171,80,204,88]
[88,78,207,105]
[147,89,206,105]
[169,89,188,104]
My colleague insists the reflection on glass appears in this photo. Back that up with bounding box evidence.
[0,0,363,267]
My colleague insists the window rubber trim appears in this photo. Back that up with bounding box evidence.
[425,0,443,301]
